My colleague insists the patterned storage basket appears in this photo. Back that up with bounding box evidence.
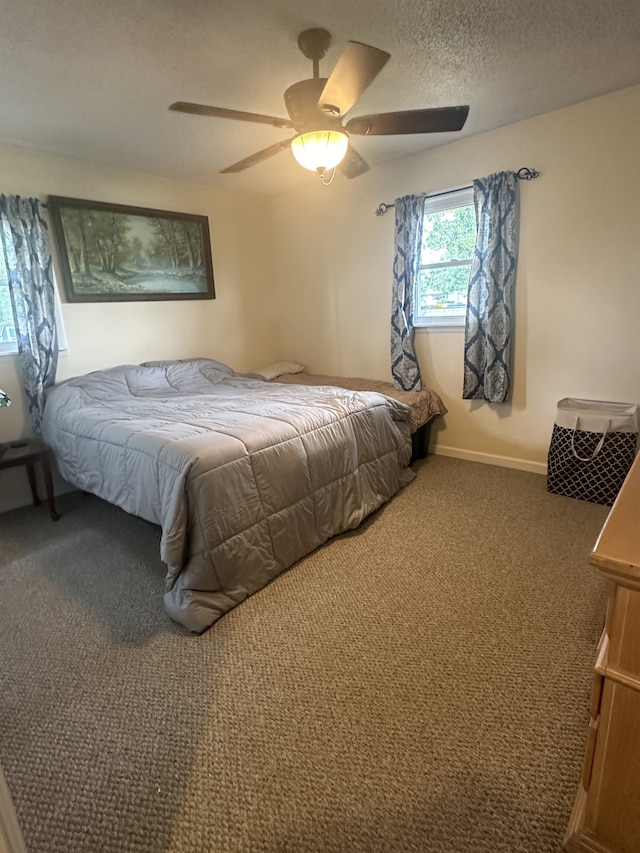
[547,398,638,506]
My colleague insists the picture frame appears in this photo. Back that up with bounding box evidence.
[48,196,215,302]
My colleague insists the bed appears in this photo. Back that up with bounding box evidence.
[266,369,447,462]
[41,358,415,633]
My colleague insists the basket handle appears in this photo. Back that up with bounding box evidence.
[571,417,609,462]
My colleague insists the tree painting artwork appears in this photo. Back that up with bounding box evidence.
[48,197,215,302]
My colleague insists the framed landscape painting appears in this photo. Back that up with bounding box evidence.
[48,196,215,302]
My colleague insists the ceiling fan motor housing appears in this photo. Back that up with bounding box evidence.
[284,79,343,131]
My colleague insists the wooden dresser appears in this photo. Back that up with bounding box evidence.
[564,451,640,853]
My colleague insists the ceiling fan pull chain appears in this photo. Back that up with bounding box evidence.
[318,166,337,186]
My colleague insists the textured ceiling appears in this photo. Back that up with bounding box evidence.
[2,0,639,196]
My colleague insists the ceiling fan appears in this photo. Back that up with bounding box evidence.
[169,28,469,182]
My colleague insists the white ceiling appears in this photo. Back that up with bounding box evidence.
[2,0,639,196]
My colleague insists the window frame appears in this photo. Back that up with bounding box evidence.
[0,258,68,357]
[413,185,475,331]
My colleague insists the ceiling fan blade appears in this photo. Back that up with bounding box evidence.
[318,41,390,118]
[346,106,470,136]
[339,144,370,179]
[219,138,295,174]
[169,102,295,130]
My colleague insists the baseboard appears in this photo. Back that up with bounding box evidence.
[432,444,547,475]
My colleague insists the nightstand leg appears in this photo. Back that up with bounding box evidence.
[40,453,60,521]
[25,461,41,506]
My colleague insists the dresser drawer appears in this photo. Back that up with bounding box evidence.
[606,587,640,683]
[585,679,640,851]
[581,715,599,790]
[589,628,608,719]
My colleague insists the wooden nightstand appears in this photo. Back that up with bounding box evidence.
[0,439,60,520]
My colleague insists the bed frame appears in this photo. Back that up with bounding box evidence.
[411,420,433,463]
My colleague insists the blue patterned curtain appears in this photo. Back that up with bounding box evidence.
[463,172,519,403]
[391,194,426,391]
[0,196,58,432]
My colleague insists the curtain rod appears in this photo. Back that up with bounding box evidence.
[374,166,540,217]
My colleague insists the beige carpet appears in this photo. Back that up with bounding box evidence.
[0,455,609,853]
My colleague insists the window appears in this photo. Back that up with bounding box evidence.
[0,249,67,356]
[413,186,476,329]
[0,250,17,355]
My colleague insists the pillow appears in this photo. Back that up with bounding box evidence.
[255,361,305,380]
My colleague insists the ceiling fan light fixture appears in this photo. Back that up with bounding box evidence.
[171,30,468,179]
[290,129,349,172]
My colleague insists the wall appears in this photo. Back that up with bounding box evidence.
[0,143,279,512]
[271,85,640,472]
[2,85,639,511]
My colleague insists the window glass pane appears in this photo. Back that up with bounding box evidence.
[0,251,17,349]
[0,235,68,355]
[417,267,470,316]
[421,204,475,264]
[0,292,14,344]
[414,189,476,327]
